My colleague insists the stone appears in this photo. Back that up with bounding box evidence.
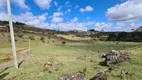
[101,50,131,66]
[91,68,112,80]
[44,62,52,68]
[56,62,64,67]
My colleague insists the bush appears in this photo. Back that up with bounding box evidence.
[40,36,45,43]
[62,41,66,45]
[29,35,35,40]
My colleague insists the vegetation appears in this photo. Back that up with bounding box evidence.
[40,36,45,43]
[0,31,142,80]
[29,35,35,40]
[108,32,142,42]
[0,21,142,80]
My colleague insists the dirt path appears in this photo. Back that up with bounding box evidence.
[0,49,32,70]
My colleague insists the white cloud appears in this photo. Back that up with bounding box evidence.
[0,0,6,8]
[106,0,142,21]
[0,12,49,28]
[47,21,95,31]
[113,22,142,32]
[0,12,8,21]
[0,11,113,31]
[12,0,29,10]
[71,17,78,22]
[34,0,52,9]
[51,17,63,23]
[57,6,63,11]
[129,23,142,31]
[0,0,29,10]
[51,12,63,23]
[65,9,71,14]
[75,5,79,9]
[94,22,112,31]
[53,12,63,17]
[114,22,127,31]
[65,1,70,5]
[80,6,94,12]
[54,1,58,7]
[14,12,49,28]
[65,1,72,7]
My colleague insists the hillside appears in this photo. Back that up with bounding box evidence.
[1,20,142,42]
[135,26,142,32]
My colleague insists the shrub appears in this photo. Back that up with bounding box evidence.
[40,36,45,43]
[62,41,66,45]
[29,35,35,40]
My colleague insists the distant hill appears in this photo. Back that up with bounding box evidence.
[0,20,58,34]
[135,26,142,32]
[1,20,142,42]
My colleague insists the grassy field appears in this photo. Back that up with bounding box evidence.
[0,32,142,80]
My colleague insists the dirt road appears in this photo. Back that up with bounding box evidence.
[0,49,32,69]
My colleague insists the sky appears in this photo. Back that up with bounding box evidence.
[0,0,142,32]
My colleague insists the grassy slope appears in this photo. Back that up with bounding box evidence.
[0,32,142,80]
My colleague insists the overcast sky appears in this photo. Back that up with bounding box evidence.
[0,0,142,31]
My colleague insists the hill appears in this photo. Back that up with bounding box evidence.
[135,26,142,32]
[1,20,142,42]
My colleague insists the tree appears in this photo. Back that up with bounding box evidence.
[29,35,35,40]
[40,36,45,43]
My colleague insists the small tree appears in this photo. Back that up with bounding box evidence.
[29,35,35,40]
[40,36,45,43]
[62,41,66,45]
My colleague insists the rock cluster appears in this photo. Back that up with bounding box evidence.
[101,50,131,66]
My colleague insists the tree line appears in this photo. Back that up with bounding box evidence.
[107,32,142,42]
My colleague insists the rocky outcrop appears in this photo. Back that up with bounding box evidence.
[101,50,131,66]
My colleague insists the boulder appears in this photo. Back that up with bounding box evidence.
[44,62,52,68]
[91,68,112,80]
[91,72,107,80]
[56,62,64,67]
[101,50,131,66]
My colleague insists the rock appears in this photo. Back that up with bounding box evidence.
[48,70,52,73]
[59,73,88,80]
[101,50,131,66]
[91,68,112,80]
[91,72,107,80]
[56,62,64,67]
[44,62,52,68]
